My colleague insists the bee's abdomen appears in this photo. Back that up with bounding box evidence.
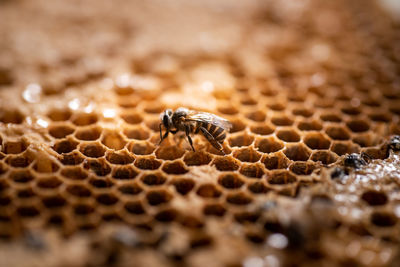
[207,124,227,143]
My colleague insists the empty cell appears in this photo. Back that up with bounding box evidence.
[203,204,226,216]
[283,144,311,161]
[226,192,252,205]
[66,184,92,197]
[47,109,72,121]
[17,188,35,199]
[229,119,246,133]
[271,115,294,126]
[0,109,25,124]
[143,102,165,114]
[80,143,106,158]
[6,154,33,168]
[310,151,338,164]
[212,156,240,171]
[183,151,212,166]
[106,151,134,165]
[146,190,172,205]
[17,206,40,217]
[346,119,370,133]
[292,108,313,118]
[89,178,114,188]
[368,112,391,122]
[2,140,28,154]
[370,212,397,227]
[173,178,195,195]
[341,106,361,116]
[101,131,127,150]
[48,125,75,139]
[330,141,359,156]
[276,128,300,142]
[352,133,378,148]
[36,176,62,189]
[320,113,342,122]
[33,159,59,173]
[180,215,204,228]
[83,159,111,176]
[144,118,161,132]
[141,172,167,185]
[248,181,269,194]
[123,127,150,140]
[267,102,285,111]
[162,161,188,175]
[10,170,34,183]
[61,167,88,180]
[234,211,260,223]
[118,183,143,195]
[297,120,323,131]
[246,110,266,122]
[361,190,388,206]
[128,141,155,155]
[52,139,79,154]
[325,126,351,140]
[262,153,290,170]
[74,204,95,215]
[239,163,265,178]
[289,162,316,175]
[71,113,98,126]
[112,166,138,179]
[96,193,119,206]
[217,105,238,115]
[155,209,178,222]
[228,133,254,147]
[75,127,102,141]
[218,173,244,189]
[267,170,297,185]
[250,123,275,135]
[240,96,257,105]
[124,201,146,215]
[121,112,143,124]
[255,136,283,153]
[233,147,261,162]
[134,157,161,170]
[304,132,331,150]
[42,196,67,209]
[155,146,185,160]
[196,184,222,198]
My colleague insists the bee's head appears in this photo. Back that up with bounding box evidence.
[161,109,173,129]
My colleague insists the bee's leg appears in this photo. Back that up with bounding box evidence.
[183,126,194,152]
[200,127,224,154]
[158,129,169,145]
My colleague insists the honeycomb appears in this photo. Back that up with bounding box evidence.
[1,0,400,266]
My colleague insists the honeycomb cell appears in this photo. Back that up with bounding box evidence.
[155,146,185,160]
[229,119,247,133]
[96,193,119,206]
[33,159,59,173]
[368,112,391,122]
[330,141,359,156]
[233,147,261,163]
[346,119,370,133]
[262,153,290,170]
[146,190,172,205]
[42,195,67,209]
[226,192,252,205]
[61,166,88,180]
[240,96,257,106]
[123,127,150,140]
[248,181,269,194]
[172,178,195,195]
[289,162,316,175]
[234,211,260,223]
[101,131,127,150]
[79,142,106,158]
[106,151,134,165]
[71,113,98,126]
[141,172,167,185]
[283,144,311,161]
[245,110,266,122]
[74,204,95,215]
[341,106,361,116]
[52,138,79,154]
[217,105,239,115]
[89,177,114,188]
[197,184,222,198]
[239,163,264,178]
[2,140,28,154]
[218,173,244,189]
[297,120,323,131]
[212,156,240,171]
[48,125,75,139]
[267,170,297,185]
[121,111,143,124]
[143,102,165,114]
[155,209,178,222]
[66,184,92,197]
[255,136,283,153]
[183,151,212,166]
[75,126,102,141]
[271,115,294,126]
[17,205,40,217]
[228,133,254,147]
[134,157,161,170]
[162,161,188,175]
[310,151,338,165]
[325,126,351,140]
[370,212,397,227]
[6,154,33,168]
[250,123,275,135]
[10,170,34,183]
[124,201,146,215]
[0,109,25,124]
[361,190,388,206]
[320,113,342,122]
[303,132,331,150]
[267,102,285,111]
[128,141,155,155]
[47,109,72,122]
[36,176,62,189]
[83,159,112,176]
[17,188,35,199]
[118,183,142,195]
[292,107,313,118]
[112,166,138,180]
[276,128,300,142]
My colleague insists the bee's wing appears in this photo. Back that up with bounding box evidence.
[186,111,232,132]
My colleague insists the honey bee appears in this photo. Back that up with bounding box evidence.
[159,107,232,154]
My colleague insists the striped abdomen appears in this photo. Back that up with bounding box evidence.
[192,121,227,149]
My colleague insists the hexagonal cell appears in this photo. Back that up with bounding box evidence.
[117,95,139,107]
[144,118,160,132]
[128,141,155,155]
[271,115,294,126]
[325,126,351,140]
[75,126,102,141]
[146,190,172,205]
[292,107,313,118]
[89,177,114,188]
[248,181,269,194]
[124,201,146,215]
[42,195,67,209]
[217,105,239,115]
[123,127,150,140]
[262,152,290,170]
[112,166,138,180]
[183,151,212,166]
[276,128,300,143]
[346,119,370,133]
[196,184,222,198]
[180,215,204,228]
[52,138,79,154]
[17,188,35,199]
[121,112,143,125]
[162,161,188,175]
[17,205,40,217]
[226,192,253,205]
[229,119,247,133]
[83,159,112,176]
[173,178,195,195]
[289,161,316,175]
[79,143,106,158]
[203,203,226,217]
[218,173,244,189]
[228,133,254,147]
[48,125,75,139]
[234,211,260,224]
[2,139,28,154]
[134,157,161,170]
[10,170,34,183]
[255,136,283,153]
[61,166,88,180]
[239,163,265,178]
[71,113,98,126]
[361,190,388,206]
[267,170,297,185]
[33,159,60,173]
[297,120,323,131]
[233,147,261,163]
[101,131,127,150]
[0,109,25,124]
[212,156,240,171]
[310,151,338,165]
[155,208,178,223]
[47,109,72,121]
[155,145,185,160]
[283,144,311,161]
[352,133,379,148]
[330,141,360,156]
[245,110,266,122]
[36,176,62,189]
[96,193,119,206]
[6,154,33,168]
[118,183,143,195]
[141,172,167,185]
[250,123,275,135]
[341,106,361,116]
[320,113,342,122]
[143,102,166,114]
[303,132,331,150]
[106,151,134,165]
[370,211,397,227]
[240,96,257,105]
[74,204,95,215]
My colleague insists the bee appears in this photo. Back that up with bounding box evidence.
[159,107,232,154]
